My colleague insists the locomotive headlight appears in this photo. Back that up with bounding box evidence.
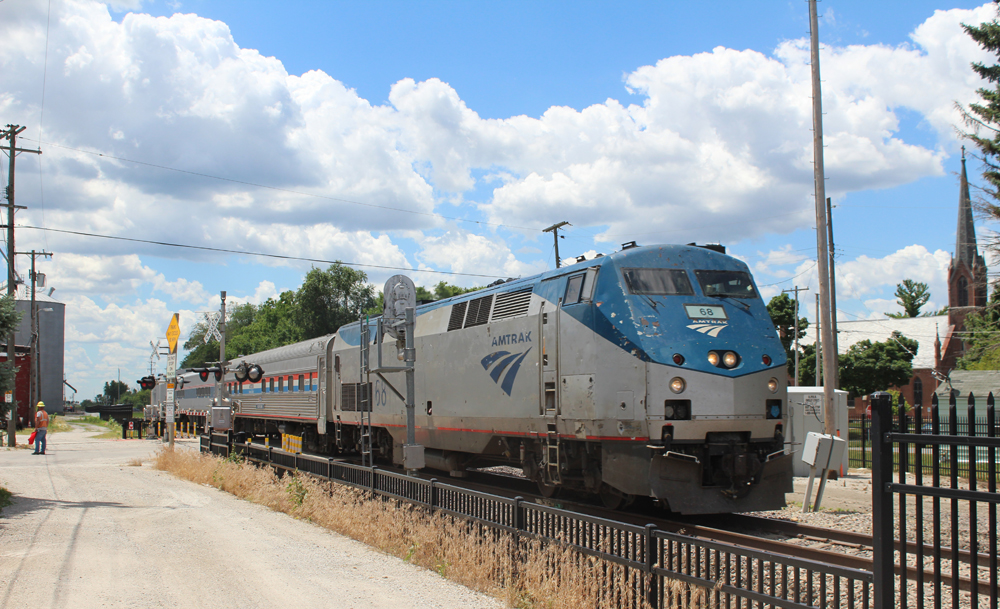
[707,352,720,366]
[723,351,739,368]
[669,377,686,394]
[768,377,779,393]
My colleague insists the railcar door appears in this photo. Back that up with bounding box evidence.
[540,299,560,416]
[316,355,326,435]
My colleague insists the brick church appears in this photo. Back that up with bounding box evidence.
[809,150,990,415]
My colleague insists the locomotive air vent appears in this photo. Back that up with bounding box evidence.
[447,301,468,331]
[491,288,532,321]
[621,241,639,250]
[464,294,494,328]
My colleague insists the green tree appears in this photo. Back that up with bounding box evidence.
[885,279,931,318]
[0,295,24,430]
[103,380,130,404]
[433,281,480,300]
[838,332,919,398]
[766,293,808,377]
[961,10,1000,209]
[294,264,376,339]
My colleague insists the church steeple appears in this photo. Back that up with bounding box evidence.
[956,147,979,267]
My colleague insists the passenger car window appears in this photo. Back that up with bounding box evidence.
[694,270,758,299]
[623,269,694,295]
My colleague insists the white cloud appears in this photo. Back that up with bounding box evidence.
[1,1,992,399]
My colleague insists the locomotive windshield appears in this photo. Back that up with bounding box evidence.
[623,269,694,295]
[695,270,758,299]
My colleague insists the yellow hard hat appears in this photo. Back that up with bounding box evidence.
[37,401,44,408]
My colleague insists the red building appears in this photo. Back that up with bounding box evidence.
[0,346,32,428]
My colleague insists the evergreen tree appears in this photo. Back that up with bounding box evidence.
[961,10,1000,212]
[886,279,931,318]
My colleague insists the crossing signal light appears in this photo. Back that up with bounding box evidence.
[197,367,223,382]
[137,376,156,390]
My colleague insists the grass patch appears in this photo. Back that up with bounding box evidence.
[75,416,122,439]
[126,457,144,467]
[47,414,74,433]
[0,484,11,516]
[155,449,690,609]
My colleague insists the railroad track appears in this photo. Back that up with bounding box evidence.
[251,446,990,595]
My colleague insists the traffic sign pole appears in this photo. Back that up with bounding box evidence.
[165,314,179,448]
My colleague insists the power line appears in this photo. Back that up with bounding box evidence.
[19,225,508,279]
[22,138,542,233]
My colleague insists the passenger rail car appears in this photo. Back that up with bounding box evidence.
[225,244,793,514]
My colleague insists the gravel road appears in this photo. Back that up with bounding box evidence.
[0,422,504,609]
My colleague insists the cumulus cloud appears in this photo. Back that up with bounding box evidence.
[1,0,992,398]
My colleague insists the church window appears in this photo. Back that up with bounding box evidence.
[958,276,969,307]
[913,377,923,409]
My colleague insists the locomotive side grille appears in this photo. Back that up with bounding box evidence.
[491,288,532,321]
[340,383,371,411]
[465,294,494,327]
[447,302,467,331]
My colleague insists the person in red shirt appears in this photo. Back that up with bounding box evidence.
[33,402,48,455]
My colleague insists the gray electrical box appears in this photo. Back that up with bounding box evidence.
[787,387,849,476]
[211,406,232,431]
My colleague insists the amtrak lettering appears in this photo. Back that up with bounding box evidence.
[490,331,532,347]
[686,319,729,338]
[480,348,532,396]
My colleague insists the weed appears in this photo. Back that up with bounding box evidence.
[47,415,73,433]
[285,476,307,507]
[152,449,694,609]
[0,485,11,516]
[126,457,143,467]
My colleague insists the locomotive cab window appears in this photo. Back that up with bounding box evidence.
[623,268,694,295]
[563,267,600,306]
[694,270,757,299]
[564,274,585,305]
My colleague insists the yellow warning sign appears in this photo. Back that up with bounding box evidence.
[166,313,180,354]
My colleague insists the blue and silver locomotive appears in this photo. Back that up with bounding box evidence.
[224,243,793,514]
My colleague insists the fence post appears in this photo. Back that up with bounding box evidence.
[645,523,659,609]
[870,391,894,609]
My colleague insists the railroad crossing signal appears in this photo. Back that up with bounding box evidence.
[137,376,157,390]
[202,311,222,344]
[150,340,161,361]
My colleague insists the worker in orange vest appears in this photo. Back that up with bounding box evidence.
[33,402,48,455]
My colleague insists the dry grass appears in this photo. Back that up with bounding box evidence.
[154,449,705,609]
[126,457,143,467]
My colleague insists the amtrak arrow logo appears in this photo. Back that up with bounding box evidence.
[687,323,728,338]
[481,348,532,396]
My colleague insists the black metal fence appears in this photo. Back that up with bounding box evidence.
[850,392,1000,482]
[202,434,873,609]
[871,391,999,609]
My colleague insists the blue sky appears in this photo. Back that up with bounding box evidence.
[0,0,994,401]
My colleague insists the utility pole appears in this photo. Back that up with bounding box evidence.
[782,286,808,386]
[815,293,822,387]
[25,250,52,424]
[542,221,570,268]
[3,124,42,447]
[826,197,840,388]
[218,291,227,419]
[808,1,837,435]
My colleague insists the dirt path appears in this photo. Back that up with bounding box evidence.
[0,423,504,609]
